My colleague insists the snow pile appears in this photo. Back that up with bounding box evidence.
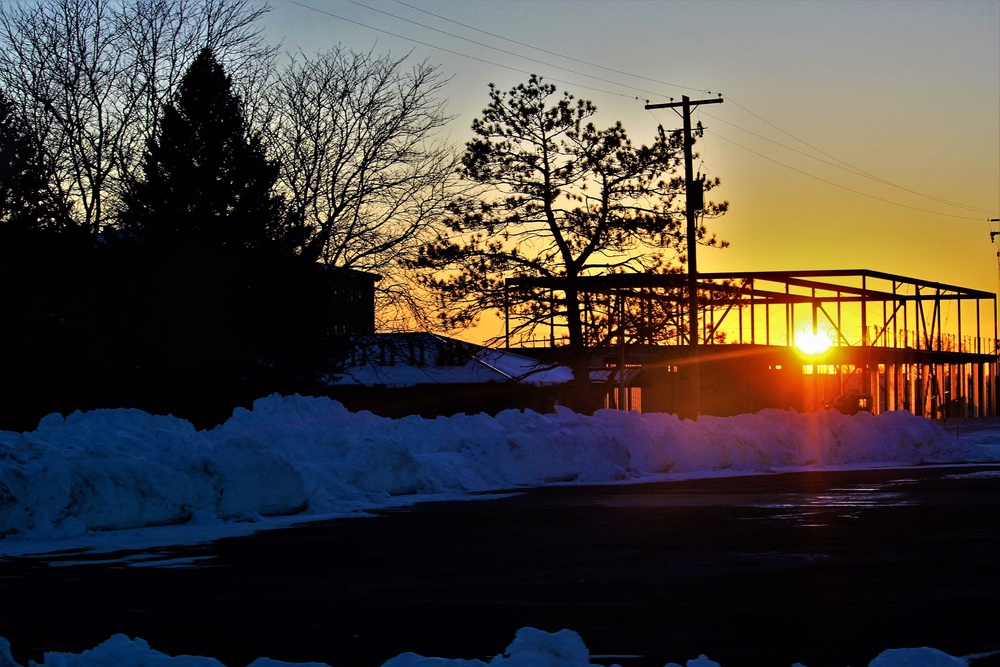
[0,627,981,667]
[1,396,997,667]
[1,394,994,545]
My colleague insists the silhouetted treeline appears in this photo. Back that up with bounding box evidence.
[0,0,468,430]
[0,0,459,333]
[0,48,350,431]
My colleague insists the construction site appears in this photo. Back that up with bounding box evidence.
[504,269,999,420]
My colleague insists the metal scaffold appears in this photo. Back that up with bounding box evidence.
[503,269,998,419]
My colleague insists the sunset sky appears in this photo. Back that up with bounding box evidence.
[263,0,1000,341]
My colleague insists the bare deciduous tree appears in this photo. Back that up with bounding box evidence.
[267,47,465,330]
[0,0,276,235]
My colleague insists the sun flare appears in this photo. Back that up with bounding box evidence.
[796,329,832,355]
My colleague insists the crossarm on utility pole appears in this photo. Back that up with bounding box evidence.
[644,95,723,419]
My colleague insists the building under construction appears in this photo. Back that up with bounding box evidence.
[504,269,998,419]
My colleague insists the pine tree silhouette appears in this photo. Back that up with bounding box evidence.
[0,92,70,232]
[123,47,298,252]
[112,48,323,427]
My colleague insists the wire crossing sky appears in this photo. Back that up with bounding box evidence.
[265,0,1000,340]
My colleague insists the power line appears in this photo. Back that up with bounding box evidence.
[700,107,996,216]
[397,1,997,220]
[709,131,986,221]
[348,0,673,101]
[285,0,649,101]
[719,97,996,216]
[283,0,997,221]
[390,0,991,218]
[393,0,706,96]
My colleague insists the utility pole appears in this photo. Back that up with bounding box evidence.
[645,94,723,419]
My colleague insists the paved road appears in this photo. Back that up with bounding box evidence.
[2,465,999,667]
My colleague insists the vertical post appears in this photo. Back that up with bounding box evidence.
[811,288,819,411]
[549,288,556,347]
[619,292,626,410]
[645,94,722,419]
[862,275,869,396]
[765,299,771,346]
[993,295,998,416]
[504,282,510,350]
[957,299,962,353]
[681,96,700,419]
[738,291,744,344]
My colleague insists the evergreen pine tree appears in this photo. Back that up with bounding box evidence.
[112,48,327,426]
[122,47,299,252]
[0,92,69,232]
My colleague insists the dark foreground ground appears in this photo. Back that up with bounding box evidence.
[2,464,1000,667]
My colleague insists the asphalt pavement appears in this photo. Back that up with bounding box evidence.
[2,464,999,667]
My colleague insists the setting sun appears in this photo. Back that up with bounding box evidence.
[795,329,833,355]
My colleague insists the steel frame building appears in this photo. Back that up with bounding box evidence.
[504,269,998,418]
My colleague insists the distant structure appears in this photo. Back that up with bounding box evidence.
[323,267,997,420]
[503,269,998,419]
[324,267,380,335]
[325,332,574,417]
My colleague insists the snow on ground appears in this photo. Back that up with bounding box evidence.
[0,627,987,667]
[2,394,999,667]
[3,394,996,553]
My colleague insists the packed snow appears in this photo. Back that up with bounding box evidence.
[2,394,999,667]
[0,627,990,667]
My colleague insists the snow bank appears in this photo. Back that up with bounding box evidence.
[0,628,977,667]
[0,394,994,544]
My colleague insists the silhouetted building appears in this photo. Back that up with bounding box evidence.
[325,332,573,417]
[503,269,998,419]
[324,267,380,335]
